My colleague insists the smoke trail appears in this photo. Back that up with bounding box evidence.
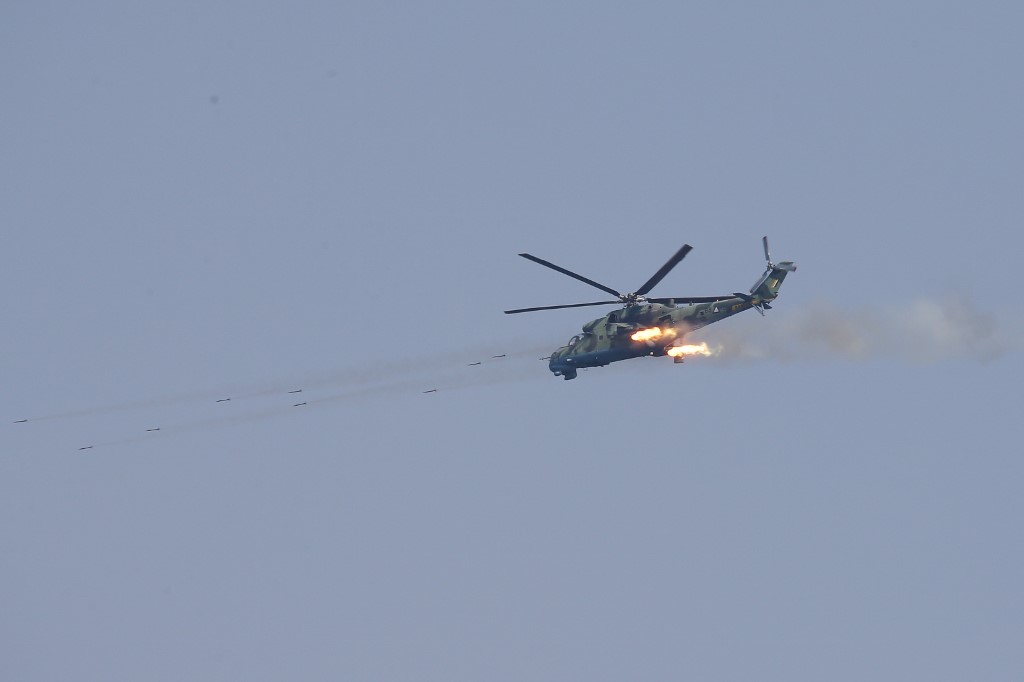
[9,340,553,425]
[692,298,1017,363]
[85,353,548,450]
[237,341,553,396]
[10,387,232,423]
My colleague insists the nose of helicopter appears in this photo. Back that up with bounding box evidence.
[548,346,576,379]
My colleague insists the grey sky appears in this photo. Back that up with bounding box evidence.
[3,2,1022,680]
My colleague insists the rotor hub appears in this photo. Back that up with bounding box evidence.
[619,293,648,306]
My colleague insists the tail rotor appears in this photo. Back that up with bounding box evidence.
[745,235,796,314]
[758,235,796,277]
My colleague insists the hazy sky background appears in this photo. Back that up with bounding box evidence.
[3,2,1022,680]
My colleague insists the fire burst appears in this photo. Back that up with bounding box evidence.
[630,327,676,342]
[667,342,715,357]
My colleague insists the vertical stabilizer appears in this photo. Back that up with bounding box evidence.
[749,236,796,300]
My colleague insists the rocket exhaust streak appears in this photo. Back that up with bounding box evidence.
[630,327,677,343]
[667,342,717,358]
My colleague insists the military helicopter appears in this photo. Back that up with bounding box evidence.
[506,237,796,379]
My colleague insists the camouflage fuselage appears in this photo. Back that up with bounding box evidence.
[548,297,753,379]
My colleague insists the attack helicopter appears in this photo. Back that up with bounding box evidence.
[505,237,796,379]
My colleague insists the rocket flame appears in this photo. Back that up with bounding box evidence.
[631,327,676,342]
[667,342,716,357]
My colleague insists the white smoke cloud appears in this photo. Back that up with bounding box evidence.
[692,298,1017,363]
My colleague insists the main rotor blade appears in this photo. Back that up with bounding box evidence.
[518,253,621,298]
[504,301,619,314]
[635,244,692,296]
[649,295,737,305]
